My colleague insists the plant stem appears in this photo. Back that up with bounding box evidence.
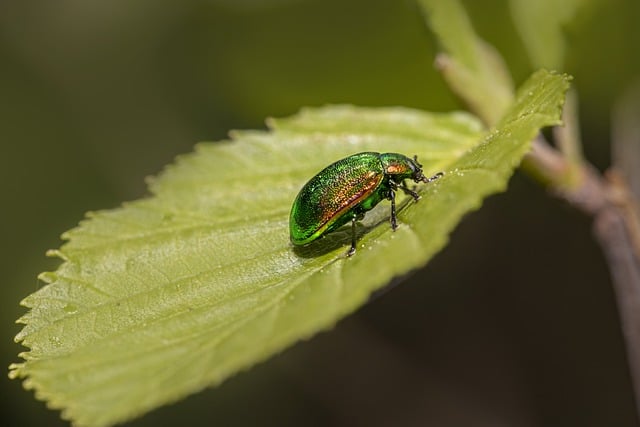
[524,136,640,419]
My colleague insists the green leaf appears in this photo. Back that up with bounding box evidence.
[417,0,515,126]
[509,0,589,70]
[10,70,570,427]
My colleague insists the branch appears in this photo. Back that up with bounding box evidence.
[524,135,640,417]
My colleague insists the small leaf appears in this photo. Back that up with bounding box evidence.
[510,0,590,70]
[418,0,514,126]
[10,70,570,426]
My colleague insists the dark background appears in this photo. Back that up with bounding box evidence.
[2,0,639,425]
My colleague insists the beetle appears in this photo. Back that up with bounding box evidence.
[289,151,443,256]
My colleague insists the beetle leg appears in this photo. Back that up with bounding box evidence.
[386,181,400,230]
[347,215,357,256]
[389,188,398,230]
[399,181,421,201]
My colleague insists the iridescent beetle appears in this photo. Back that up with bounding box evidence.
[289,152,442,256]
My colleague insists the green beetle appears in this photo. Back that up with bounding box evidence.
[289,152,442,256]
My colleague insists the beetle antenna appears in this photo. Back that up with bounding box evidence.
[423,171,444,183]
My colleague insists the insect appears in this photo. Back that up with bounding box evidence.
[289,151,443,256]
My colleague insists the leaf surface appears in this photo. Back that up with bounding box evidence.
[11,70,570,426]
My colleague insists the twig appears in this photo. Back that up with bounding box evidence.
[594,193,640,406]
[524,136,640,419]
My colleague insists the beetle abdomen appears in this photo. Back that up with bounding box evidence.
[290,152,384,245]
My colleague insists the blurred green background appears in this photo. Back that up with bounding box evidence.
[2,0,639,425]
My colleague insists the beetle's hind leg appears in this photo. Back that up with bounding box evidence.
[347,216,357,256]
[347,213,365,257]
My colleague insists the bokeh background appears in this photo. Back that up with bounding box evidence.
[2,0,640,425]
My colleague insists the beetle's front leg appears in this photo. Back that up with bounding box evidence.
[398,180,421,201]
